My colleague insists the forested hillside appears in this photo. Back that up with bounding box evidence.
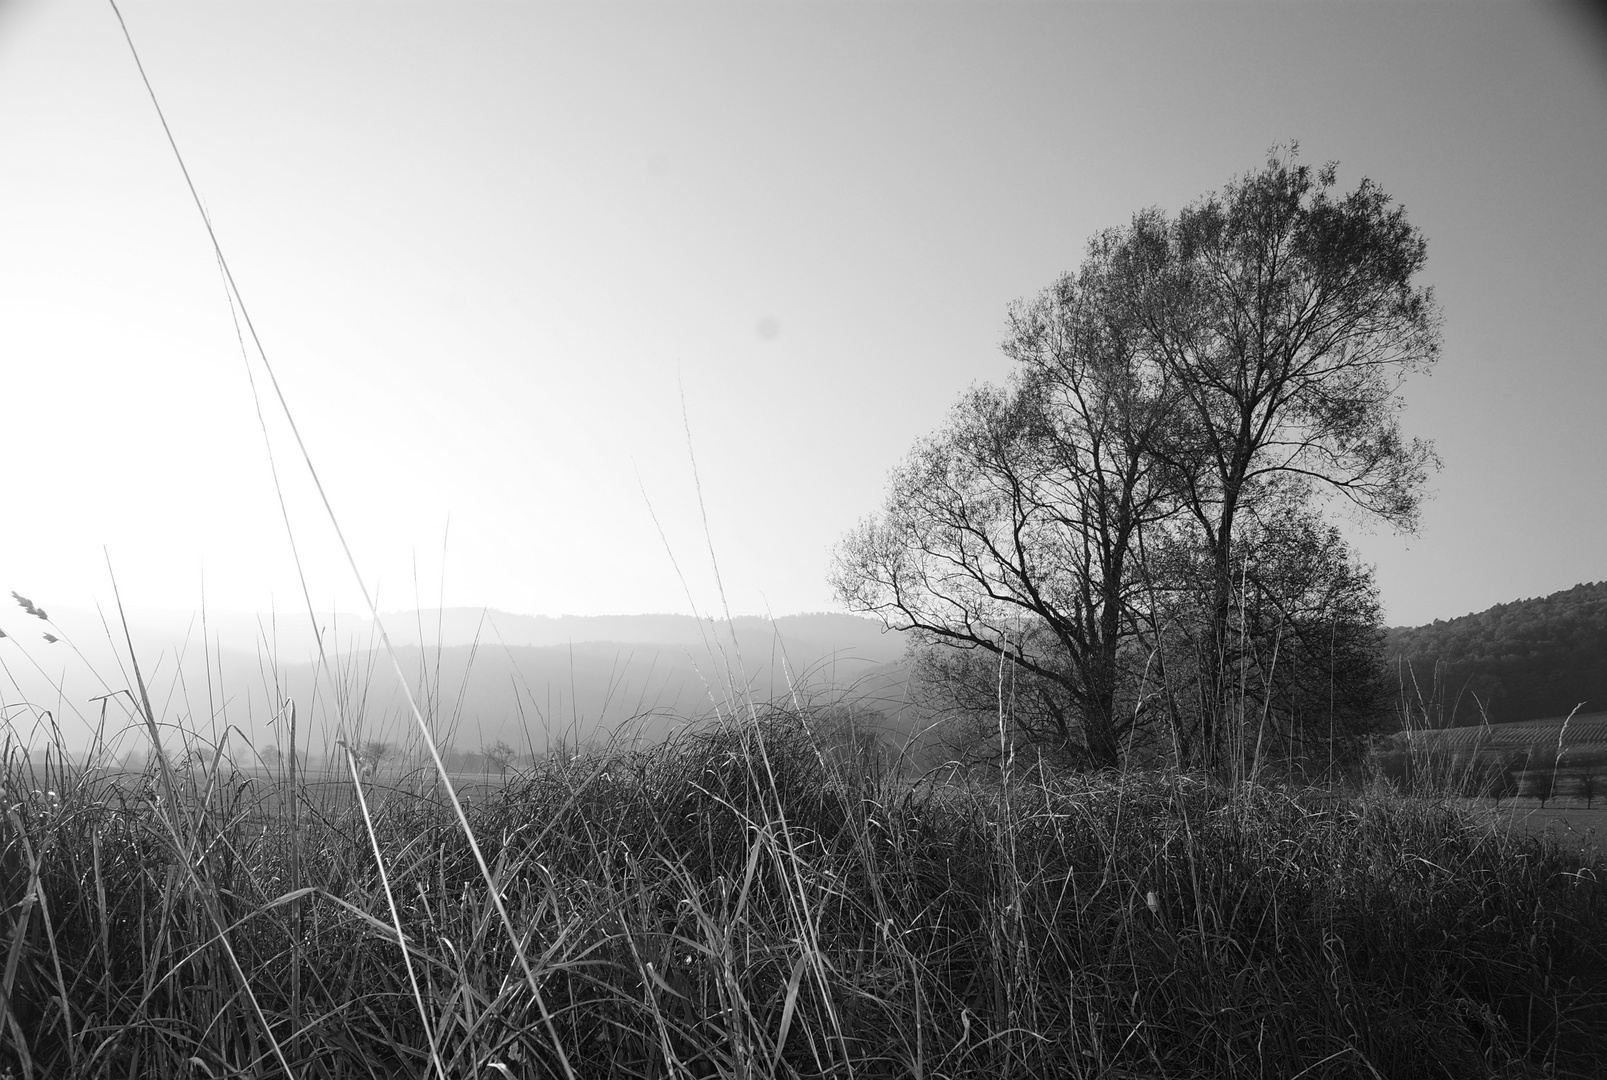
[1385,581,1607,725]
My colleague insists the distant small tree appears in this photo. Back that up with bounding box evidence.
[1490,754,1524,805]
[260,745,283,773]
[1579,767,1601,809]
[483,740,517,780]
[1521,747,1556,807]
[360,741,394,777]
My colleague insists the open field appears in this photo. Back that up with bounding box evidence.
[5,708,1607,1080]
[1388,713,1607,751]
[1470,799,1607,855]
[1373,714,1607,816]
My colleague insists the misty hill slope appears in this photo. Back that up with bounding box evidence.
[1385,581,1607,725]
[0,606,905,667]
[0,606,912,754]
[367,609,902,655]
[252,639,911,757]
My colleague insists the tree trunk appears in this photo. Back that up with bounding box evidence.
[1204,477,1245,779]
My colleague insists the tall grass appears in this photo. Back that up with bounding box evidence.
[1379,661,1606,807]
[4,696,1606,1079]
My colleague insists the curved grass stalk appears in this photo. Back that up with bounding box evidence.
[105,3,579,1074]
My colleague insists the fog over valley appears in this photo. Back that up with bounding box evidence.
[0,606,910,760]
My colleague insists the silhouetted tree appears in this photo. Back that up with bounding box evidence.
[1490,754,1525,805]
[1522,747,1557,807]
[1579,766,1601,809]
[833,260,1183,768]
[1105,145,1441,770]
[360,741,393,777]
[836,146,1433,775]
[1144,506,1389,774]
[483,740,517,780]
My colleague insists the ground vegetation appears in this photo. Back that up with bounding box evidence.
[3,705,1605,1080]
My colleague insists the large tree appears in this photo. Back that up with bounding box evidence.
[1106,146,1440,769]
[835,147,1436,774]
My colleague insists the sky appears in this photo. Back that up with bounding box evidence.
[1,0,1604,633]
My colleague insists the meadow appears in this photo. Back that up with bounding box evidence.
[4,691,1606,1080]
[1373,712,1607,818]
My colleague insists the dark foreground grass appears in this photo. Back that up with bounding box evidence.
[4,709,1605,1079]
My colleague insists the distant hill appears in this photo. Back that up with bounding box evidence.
[0,605,913,756]
[246,637,912,761]
[1384,581,1607,725]
[368,609,908,667]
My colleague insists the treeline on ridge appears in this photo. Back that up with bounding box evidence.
[1385,580,1607,726]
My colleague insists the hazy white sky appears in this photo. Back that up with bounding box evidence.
[1,0,1603,629]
